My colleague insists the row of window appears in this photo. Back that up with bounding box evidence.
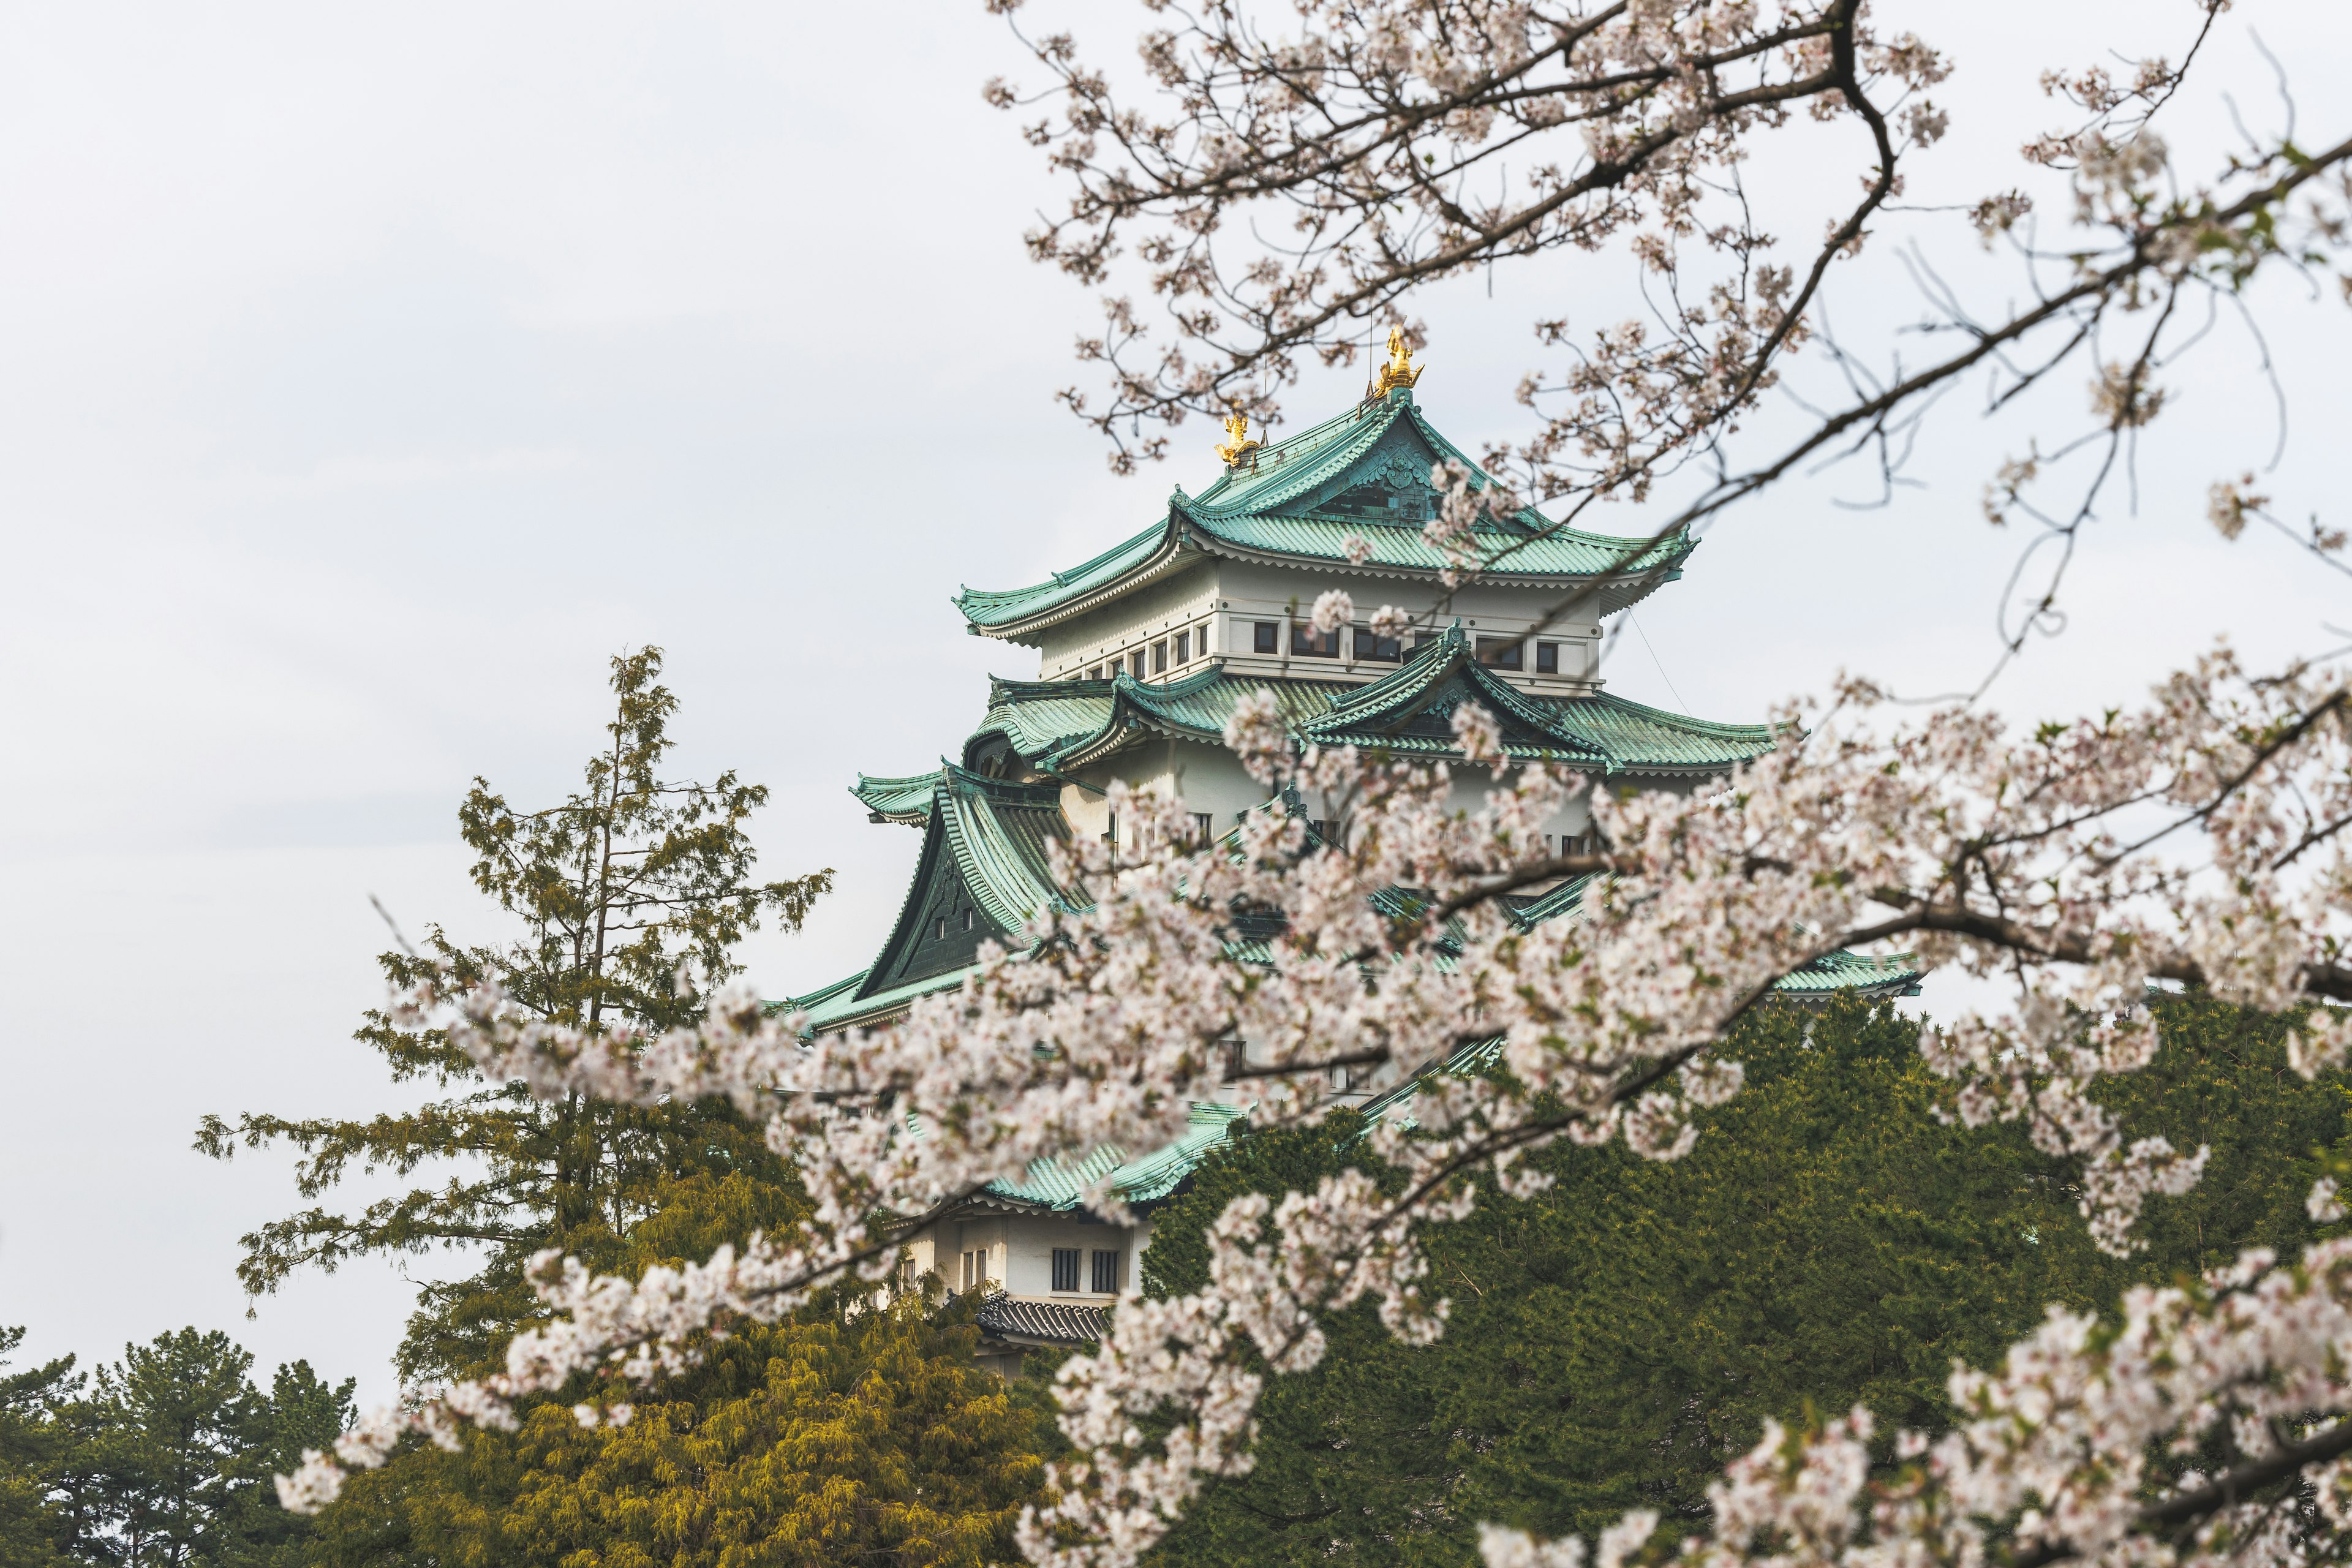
[953,1246,1126,1295]
[1250,621,1575,674]
[1052,1247,1125,1294]
[1083,620,1212,682]
[1079,621,1586,680]
[1107,810,1216,849]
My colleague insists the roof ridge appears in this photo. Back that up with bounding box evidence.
[989,673,1117,703]
[1189,397,1402,507]
[1188,398,1406,517]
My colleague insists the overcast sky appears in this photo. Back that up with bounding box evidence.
[2,2,2346,1407]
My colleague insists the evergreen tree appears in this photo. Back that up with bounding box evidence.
[0,1328,80,1568]
[0,1328,355,1568]
[197,649,833,1381]
[1139,995,2352,1566]
[80,1330,266,1568]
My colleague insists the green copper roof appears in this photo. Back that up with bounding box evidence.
[985,1101,1253,1210]
[851,770,944,825]
[1773,948,1924,997]
[954,389,1694,639]
[955,526,1171,635]
[938,767,1071,935]
[842,763,1075,1019]
[793,967,964,1035]
[969,677,1119,762]
[1037,666,1359,772]
[967,635,1775,777]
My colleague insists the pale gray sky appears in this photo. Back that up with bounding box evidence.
[2,2,2345,1406]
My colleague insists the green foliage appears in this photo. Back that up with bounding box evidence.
[0,1329,81,1568]
[0,1327,352,1568]
[1140,995,2352,1567]
[314,1178,1054,1568]
[195,649,833,1381]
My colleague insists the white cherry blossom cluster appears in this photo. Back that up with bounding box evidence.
[277,643,2352,1568]
[1487,1235,2352,1568]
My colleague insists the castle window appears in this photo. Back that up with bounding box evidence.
[1536,641,1559,674]
[1174,630,1190,665]
[1087,665,1103,680]
[1253,621,1280,654]
[1191,812,1214,845]
[962,909,974,932]
[1221,1040,1245,1082]
[1352,627,1401,662]
[1091,1249,1121,1293]
[1052,1248,1082,1292]
[1477,636,1524,671]
[1291,622,1340,658]
[1128,650,1145,679]
[933,915,948,940]
[960,1250,983,1291]
[1152,639,1168,674]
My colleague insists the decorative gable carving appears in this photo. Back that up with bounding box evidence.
[1292,426,1442,524]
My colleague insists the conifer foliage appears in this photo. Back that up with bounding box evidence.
[1140,997,2352,1567]
[195,649,833,1381]
[0,1327,350,1568]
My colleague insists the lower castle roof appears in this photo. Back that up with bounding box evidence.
[967,631,1777,780]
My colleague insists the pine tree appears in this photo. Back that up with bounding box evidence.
[6,1329,356,1568]
[197,649,832,1381]
[1138,995,2352,1567]
[0,1328,80,1568]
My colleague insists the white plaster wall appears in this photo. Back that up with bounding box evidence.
[1205,559,1607,693]
[1000,1215,1145,1299]
[1036,559,1222,680]
[1014,554,1655,694]
[899,1212,1159,1302]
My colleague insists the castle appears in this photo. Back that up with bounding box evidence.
[790,341,1918,1373]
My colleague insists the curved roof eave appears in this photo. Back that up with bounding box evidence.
[956,516,1197,644]
[1036,666,1238,772]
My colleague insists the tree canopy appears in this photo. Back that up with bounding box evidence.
[1139,995,2350,1566]
[0,1327,351,1568]
[195,647,833,1381]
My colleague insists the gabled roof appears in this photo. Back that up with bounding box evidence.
[959,637,1776,778]
[810,764,1076,1033]
[981,1101,1253,1212]
[1299,628,1778,774]
[1030,665,1360,774]
[954,388,1695,642]
[967,677,1120,765]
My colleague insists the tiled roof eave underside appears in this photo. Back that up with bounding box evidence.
[988,656,1779,776]
[851,769,944,824]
